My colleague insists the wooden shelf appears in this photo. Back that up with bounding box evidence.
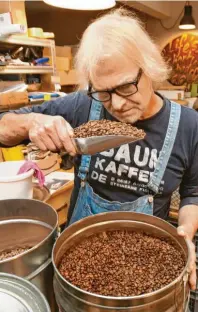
[0,35,54,47]
[0,65,54,74]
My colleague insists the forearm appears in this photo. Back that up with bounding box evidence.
[178,204,198,240]
[0,113,36,146]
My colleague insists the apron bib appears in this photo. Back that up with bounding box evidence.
[70,100,181,225]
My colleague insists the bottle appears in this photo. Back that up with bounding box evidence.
[191,83,198,98]
[184,85,191,98]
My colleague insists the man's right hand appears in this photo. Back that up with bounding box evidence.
[28,114,77,156]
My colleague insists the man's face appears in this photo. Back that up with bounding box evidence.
[90,58,154,124]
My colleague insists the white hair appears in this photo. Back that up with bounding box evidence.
[75,8,170,89]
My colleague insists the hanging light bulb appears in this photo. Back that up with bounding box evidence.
[179,1,196,30]
[43,0,116,10]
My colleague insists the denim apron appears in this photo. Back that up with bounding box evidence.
[70,100,181,225]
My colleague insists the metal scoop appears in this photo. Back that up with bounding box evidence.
[73,135,143,155]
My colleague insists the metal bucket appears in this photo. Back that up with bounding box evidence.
[0,199,58,311]
[0,272,50,312]
[26,258,57,312]
[52,212,190,312]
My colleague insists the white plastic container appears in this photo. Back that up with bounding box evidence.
[0,161,34,200]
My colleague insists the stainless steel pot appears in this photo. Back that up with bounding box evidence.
[0,273,50,312]
[53,212,190,312]
[0,199,58,311]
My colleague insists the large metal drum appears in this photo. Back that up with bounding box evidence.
[0,273,50,312]
[53,212,190,312]
[0,199,58,311]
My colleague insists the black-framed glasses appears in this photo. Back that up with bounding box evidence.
[88,68,143,102]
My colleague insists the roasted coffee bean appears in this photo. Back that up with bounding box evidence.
[59,230,185,297]
[0,247,30,261]
[73,120,145,139]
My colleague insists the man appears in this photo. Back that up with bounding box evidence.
[0,9,197,291]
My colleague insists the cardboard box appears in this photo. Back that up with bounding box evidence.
[44,46,73,71]
[43,46,72,58]
[36,153,61,176]
[58,70,78,85]
[0,1,28,32]
[56,46,72,58]
[0,91,29,110]
[56,56,70,71]
[48,56,70,71]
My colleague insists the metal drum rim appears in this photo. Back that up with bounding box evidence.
[0,223,57,265]
[52,211,190,302]
[0,272,51,312]
[0,199,58,265]
[0,199,58,227]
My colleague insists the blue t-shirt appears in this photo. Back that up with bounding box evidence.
[2,91,198,221]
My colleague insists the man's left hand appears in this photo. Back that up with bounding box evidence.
[177,225,197,290]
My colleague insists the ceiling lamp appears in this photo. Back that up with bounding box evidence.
[179,1,196,30]
[43,0,116,10]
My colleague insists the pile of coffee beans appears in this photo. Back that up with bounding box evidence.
[0,247,30,261]
[73,120,145,139]
[59,230,185,297]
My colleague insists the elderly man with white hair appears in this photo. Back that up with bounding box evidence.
[0,9,198,291]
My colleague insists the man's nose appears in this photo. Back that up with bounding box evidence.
[111,93,126,111]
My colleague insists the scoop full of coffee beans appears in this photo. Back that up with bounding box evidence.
[59,230,185,297]
[73,120,145,139]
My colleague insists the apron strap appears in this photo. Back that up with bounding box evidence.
[78,100,102,181]
[147,101,181,194]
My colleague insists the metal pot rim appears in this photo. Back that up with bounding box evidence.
[0,272,51,311]
[0,219,58,264]
[52,212,190,301]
